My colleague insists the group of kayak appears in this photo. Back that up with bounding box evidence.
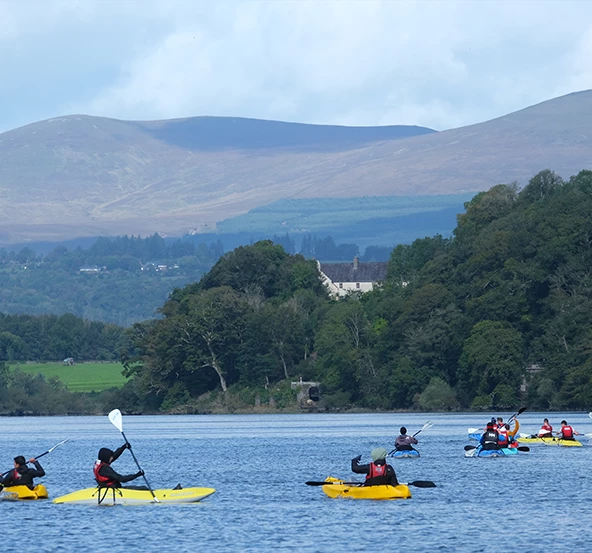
[0,409,215,505]
[466,412,586,457]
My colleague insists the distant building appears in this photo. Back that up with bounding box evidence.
[318,256,388,297]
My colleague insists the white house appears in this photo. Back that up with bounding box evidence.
[318,256,388,297]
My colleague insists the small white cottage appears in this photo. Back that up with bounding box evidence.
[318,256,388,297]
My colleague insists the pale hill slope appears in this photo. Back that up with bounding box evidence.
[0,91,591,243]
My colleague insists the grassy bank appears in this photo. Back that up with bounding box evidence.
[13,362,129,392]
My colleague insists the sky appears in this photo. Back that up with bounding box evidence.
[1,0,592,133]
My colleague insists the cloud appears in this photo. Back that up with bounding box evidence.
[3,0,592,132]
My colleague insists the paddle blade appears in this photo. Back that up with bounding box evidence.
[517,407,527,415]
[108,409,123,432]
[48,439,70,452]
[408,480,436,488]
[517,446,530,452]
[464,445,477,451]
[305,481,327,486]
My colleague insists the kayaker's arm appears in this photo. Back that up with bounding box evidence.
[509,419,520,438]
[351,456,370,475]
[98,463,143,484]
[27,459,45,478]
[111,443,130,463]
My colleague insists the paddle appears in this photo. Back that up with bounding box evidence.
[464,444,530,453]
[388,421,433,456]
[108,409,159,503]
[305,480,436,488]
[1,439,70,478]
[506,407,527,426]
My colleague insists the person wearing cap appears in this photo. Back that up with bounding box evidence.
[557,420,580,441]
[0,456,45,490]
[480,422,500,450]
[394,427,419,452]
[351,448,399,486]
[93,444,144,488]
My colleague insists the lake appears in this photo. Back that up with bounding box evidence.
[0,411,590,553]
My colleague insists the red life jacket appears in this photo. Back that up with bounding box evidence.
[541,423,552,432]
[93,460,115,487]
[367,462,387,479]
[561,425,574,438]
[11,469,22,483]
[497,428,509,446]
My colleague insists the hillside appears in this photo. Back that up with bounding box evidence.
[0,90,591,243]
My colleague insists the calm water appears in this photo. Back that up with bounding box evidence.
[0,411,590,553]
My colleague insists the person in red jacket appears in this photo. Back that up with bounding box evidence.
[557,420,580,441]
[0,456,45,490]
[538,418,553,438]
[351,448,398,486]
[93,444,144,488]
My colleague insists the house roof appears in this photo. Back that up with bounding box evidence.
[320,260,388,283]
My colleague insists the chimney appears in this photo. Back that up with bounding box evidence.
[353,256,359,270]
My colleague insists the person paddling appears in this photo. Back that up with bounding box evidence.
[480,422,500,450]
[394,427,419,451]
[530,418,553,438]
[352,448,399,486]
[557,420,580,441]
[94,444,145,488]
[0,456,45,490]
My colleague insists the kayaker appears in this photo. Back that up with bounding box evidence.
[538,418,553,438]
[0,456,45,490]
[93,444,145,488]
[496,417,504,430]
[394,427,418,451]
[351,447,398,486]
[507,420,520,448]
[480,422,500,450]
[497,424,509,448]
[557,420,580,441]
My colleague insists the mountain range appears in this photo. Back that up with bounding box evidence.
[1,90,591,245]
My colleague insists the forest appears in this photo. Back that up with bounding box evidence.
[0,232,389,326]
[2,168,591,415]
[118,169,592,413]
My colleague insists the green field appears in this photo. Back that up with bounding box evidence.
[13,362,129,392]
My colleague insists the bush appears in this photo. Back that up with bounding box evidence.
[418,377,459,411]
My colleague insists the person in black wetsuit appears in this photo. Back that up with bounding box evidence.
[93,444,144,488]
[0,456,45,490]
[480,422,500,450]
[351,447,399,486]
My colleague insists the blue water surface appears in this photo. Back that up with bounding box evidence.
[0,411,590,553]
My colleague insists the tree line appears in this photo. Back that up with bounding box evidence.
[120,169,592,413]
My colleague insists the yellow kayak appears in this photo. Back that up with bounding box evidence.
[0,484,48,500]
[517,436,582,447]
[53,486,216,505]
[321,477,411,500]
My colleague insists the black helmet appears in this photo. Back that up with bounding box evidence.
[400,427,407,434]
[98,448,114,463]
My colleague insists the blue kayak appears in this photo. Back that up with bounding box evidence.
[466,446,519,458]
[390,449,420,459]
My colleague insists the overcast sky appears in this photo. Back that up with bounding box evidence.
[1,0,592,133]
